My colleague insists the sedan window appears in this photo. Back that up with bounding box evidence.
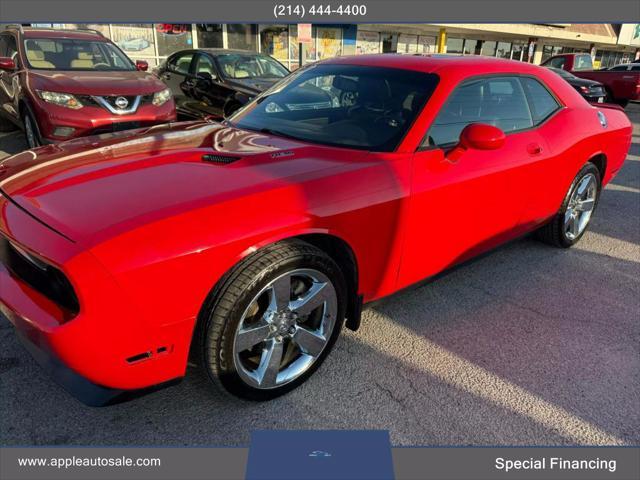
[425,76,533,147]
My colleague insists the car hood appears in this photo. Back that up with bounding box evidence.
[226,77,280,94]
[27,70,167,95]
[0,121,362,245]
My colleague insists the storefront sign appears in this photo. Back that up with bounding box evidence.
[298,23,312,44]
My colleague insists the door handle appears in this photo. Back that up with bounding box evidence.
[527,143,543,155]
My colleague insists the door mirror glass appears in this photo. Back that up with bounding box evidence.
[0,57,16,71]
[135,60,149,71]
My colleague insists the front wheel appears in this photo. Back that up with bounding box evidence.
[197,240,346,400]
[22,110,41,149]
[536,163,601,248]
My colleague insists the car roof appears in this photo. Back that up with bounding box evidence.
[198,48,264,56]
[19,28,108,41]
[321,54,544,76]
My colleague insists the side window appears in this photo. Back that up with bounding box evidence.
[0,35,18,62]
[573,55,593,71]
[167,53,194,75]
[547,57,566,69]
[425,76,533,147]
[630,65,640,71]
[520,77,560,125]
[194,54,215,76]
[0,36,8,57]
[609,65,628,71]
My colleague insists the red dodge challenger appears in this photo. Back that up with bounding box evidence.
[0,55,632,405]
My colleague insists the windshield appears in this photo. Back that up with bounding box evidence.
[216,53,288,79]
[23,38,135,71]
[228,64,439,152]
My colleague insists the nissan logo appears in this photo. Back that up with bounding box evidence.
[115,96,129,109]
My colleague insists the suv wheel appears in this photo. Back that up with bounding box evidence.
[196,240,346,400]
[22,110,41,149]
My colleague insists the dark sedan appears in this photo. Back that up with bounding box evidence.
[546,67,605,103]
[156,49,289,119]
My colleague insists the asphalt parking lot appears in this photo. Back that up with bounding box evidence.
[0,105,638,447]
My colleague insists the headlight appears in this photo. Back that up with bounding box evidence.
[37,91,83,109]
[152,88,172,106]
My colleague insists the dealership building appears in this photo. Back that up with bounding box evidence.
[6,23,640,70]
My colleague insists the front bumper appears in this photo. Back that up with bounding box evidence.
[0,194,191,405]
[1,299,181,406]
[32,98,177,143]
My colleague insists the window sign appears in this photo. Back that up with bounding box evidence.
[112,24,155,56]
[356,30,380,54]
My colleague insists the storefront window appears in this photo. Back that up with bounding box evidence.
[398,34,418,53]
[418,36,436,54]
[381,33,397,53]
[196,24,223,48]
[111,24,156,57]
[260,25,289,60]
[227,24,257,51]
[155,24,192,57]
[481,40,497,56]
[357,30,381,54]
[496,42,511,59]
[316,27,342,59]
[463,39,479,55]
[446,37,464,54]
[511,43,524,61]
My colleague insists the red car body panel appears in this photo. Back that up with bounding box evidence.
[0,55,632,397]
[0,28,176,143]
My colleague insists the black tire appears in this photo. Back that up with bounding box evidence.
[21,109,41,149]
[536,162,601,248]
[195,240,347,401]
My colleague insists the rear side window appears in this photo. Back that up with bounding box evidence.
[425,76,533,147]
[520,77,560,125]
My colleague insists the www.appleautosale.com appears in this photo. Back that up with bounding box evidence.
[495,457,617,473]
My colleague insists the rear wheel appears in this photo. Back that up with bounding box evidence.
[536,163,601,248]
[196,240,346,400]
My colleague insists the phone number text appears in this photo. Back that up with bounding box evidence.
[273,4,367,19]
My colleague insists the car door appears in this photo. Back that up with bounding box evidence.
[189,52,231,118]
[0,33,20,123]
[159,52,196,117]
[398,75,551,289]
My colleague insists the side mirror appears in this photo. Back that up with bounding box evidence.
[0,57,16,71]
[446,123,506,162]
[197,71,215,83]
[135,60,149,72]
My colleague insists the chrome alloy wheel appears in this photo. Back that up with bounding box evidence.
[233,268,337,389]
[564,173,597,241]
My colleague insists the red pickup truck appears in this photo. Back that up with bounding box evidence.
[541,53,639,107]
